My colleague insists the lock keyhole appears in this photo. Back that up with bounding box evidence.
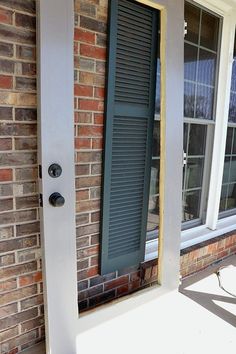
[48,163,62,178]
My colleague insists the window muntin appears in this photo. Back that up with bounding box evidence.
[220,35,236,216]
[183,2,221,227]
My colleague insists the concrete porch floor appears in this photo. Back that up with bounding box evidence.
[23,254,236,354]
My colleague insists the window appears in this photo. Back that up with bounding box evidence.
[182,2,221,229]
[219,31,236,217]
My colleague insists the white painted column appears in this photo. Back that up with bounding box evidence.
[37,1,78,353]
[206,12,236,230]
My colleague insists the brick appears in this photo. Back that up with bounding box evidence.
[75,213,89,225]
[76,151,101,163]
[91,163,102,175]
[90,186,101,199]
[0,58,14,74]
[0,261,37,280]
[0,138,12,150]
[80,43,106,60]
[0,75,13,89]
[77,57,95,72]
[0,107,12,120]
[0,183,13,197]
[89,272,116,287]
[20,62,36,76]
[15,195,38,209]
[0,0,36,14]
[0,210,37,226]
[16,45,36,60]
[15,108,37,121]
[75,137,91,150]
[16,222,40,237]
[0,251,15,267]
[89,289,115,307]
[0,278,16,293]
[74,111,92,124]
[104,275,129,291]
[0,307,38,331]
[91,211,100,222]
[17,247,41,263]
[76,200,100,213]
[0,123,36,136]
[79,71,98,85]
[0,92,36,106]
[15,13,36,30]
[0,42,13,57]
[77,266,98,281]
[0,152,37,166]
[79,285,103,301]
[0,235,37,253]
[80,16,106,34]
[78,300,88,312]
[1,328,39,353]
[94,113,104,125]
[96,33,106,46]
[75,1,96,17]
[76,189,89,201]
[0,326,18,343]
[75,164,90,176]
[92,138,103,149]
[15,77,36,91]
[94,87,105,98]
[0,7,13,25]
[0,24,36,45]
[77,258,89,271]
[0,303,17,319]
[15,137,37,150]
[91,234,99,245]
[74,84,93,97]
[77,245,99,259]
[19,272,42,287]
[77,223,100,237]
[20,294,43,311]
[74,28,95,44]
[0,169,12,182]
[0,226,14,240]
[15,167,37,181]
[78,280,88,292]
[78,124,103,136]
[96,60,106,74]
[117,284,129,297]
[0,285,37,307]
[21,315,44,333]
[76,176,101,188]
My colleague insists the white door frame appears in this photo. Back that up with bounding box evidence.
[37,0,184,353]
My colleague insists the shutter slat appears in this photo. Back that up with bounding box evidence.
[100,0,158,274]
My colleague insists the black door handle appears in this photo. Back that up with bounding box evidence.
[49,192,65,207]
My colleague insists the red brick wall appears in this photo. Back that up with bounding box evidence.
[0,1,44,353]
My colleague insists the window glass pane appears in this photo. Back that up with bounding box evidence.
[230,157,236,182]
[185,2,200,44]
[152,121,160,157]
[228,31,236,123]
[149,159,159,195]
[227,184,236,210]
[223,157,230,184]
[183,190,201,221]
[188,124,206,155]
[184,43,198,81]
[225,127,233,154]
[219,185,227,212]
[186,158,204,189]
[195,85,214,119]
[184,82,195,118]
[147,195,159,232]
[200,11,219,51]
[197,50,216,86]
[183,123,188,152]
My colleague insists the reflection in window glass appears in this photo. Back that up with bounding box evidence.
[220,32,236,216]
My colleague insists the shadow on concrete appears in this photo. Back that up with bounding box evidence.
[179,255,236,327]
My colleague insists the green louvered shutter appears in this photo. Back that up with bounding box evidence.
[100,0,159,274]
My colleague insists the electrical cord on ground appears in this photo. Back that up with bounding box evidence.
[216,266,236,298]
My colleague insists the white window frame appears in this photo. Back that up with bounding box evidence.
[146,0,236,261]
